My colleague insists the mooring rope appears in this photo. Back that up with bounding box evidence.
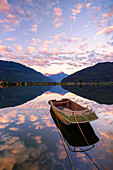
[73,114,106,170]
[54,113,74,170]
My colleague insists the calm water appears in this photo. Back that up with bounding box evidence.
[0,85,113,170]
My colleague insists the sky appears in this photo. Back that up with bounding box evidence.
[0,0,113,75]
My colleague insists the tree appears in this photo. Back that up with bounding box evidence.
[79,78,83,84]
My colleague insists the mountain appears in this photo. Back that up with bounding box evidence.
[0,60,54,82]
[45,71,68,82]
[62,62,113,83]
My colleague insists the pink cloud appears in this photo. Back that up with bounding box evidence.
[97,6,113,30]
[78,43,87,49]
[53,7,62,16]
[27,46,35,53]
[14,44,23,54]
[92,6,101,13]
[76,3,83,9]
[30,115,38,122]
[0,45,9,54]
[3,24,16,31]
[39,48,77,56]
[0,19,4,23]
[0,0,10,13]
[97,26,113,35]
[6,38,15,41]
[67,37,80,43]
[55,22,63,27]
[42,40,54,48]
[71,3,83,20]
[7,14,20,25]
[58,36,80,44]
[72,9,81,16]
[0,40,3,44]
[50,33,66,40]
[103,6,113,18]
[53,7,63,28]
[30,38,41,46]
[86,3,91,8]
[31,24,38,32]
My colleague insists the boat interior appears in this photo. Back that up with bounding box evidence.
[51,99,87,115]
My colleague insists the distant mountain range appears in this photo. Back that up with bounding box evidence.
[0,60,53,82]
[62,62,113,83]
[44,71,68,82]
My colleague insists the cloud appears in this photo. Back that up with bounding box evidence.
[16,114,25,124]
[42,40,54,48]
[31,24,38,32]
[100,131,113,140]
[49,33,66,40]
[86,3,91,8]
[97,26,113,35]
[53,7,62,16]
[78,43,87,50]
[0,45,12,54]
[103,6,113,19]
[55,22,63,28]
[61,37,80,43]
[6,38,15,41]
[91,6,101,24]
[14,44,23,54]
[39,48,77,56]
[56,139,67,159]
[30,115,38,122]
[92,4,113,30]
[53,7,63,27]
[30,38,41,46]
[3,24,16,31]
[0,0,30,31]
[34,136,42,144]
[7,14,20,25]
[71,3,83,21]
[27,46,35,53]
[0,0,10,13]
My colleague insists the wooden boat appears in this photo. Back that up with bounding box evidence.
[49,98,98,125]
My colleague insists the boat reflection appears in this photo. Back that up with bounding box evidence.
[50,107,99,152]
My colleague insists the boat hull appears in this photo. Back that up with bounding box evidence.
[49,98,98,125]
[51,106,70,125]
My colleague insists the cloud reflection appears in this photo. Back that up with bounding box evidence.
[0,89,113,169]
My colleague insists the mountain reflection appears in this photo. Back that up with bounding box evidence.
[62,85,113,104]
[0,86,53,109]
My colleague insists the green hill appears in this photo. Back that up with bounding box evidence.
[62,62,113,83]
[0,60,53,82]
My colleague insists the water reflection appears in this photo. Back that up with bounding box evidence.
[0,86,53,109]
[62,85,113,104]
[50,108,101,169]
[0,86,113,169]
[50,108,99,149]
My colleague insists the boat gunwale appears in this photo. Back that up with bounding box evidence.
[49,100,98,124]
[50,99,92,115]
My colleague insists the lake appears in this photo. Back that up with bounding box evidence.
[0,85,113,170]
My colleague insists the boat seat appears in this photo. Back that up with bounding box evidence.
[54,101,70,106]
[62,107,74,115]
